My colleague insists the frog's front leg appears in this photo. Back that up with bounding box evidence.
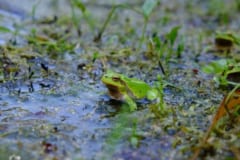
[123,94,137,111]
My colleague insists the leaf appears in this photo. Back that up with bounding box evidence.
[211,89,240,127]
[0,26,11,33]
[212,59,228,73]
[92,52,99,62]
[166,26,181,46]
[202,59,229,74]
[72,0,86,13]
[202,65,215,74]
[142,0,158,18]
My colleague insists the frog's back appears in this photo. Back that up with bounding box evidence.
[125,78,151,99]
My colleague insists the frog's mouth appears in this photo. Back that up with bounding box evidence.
[105,84,123,100]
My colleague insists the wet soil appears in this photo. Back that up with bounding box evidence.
[0,0,240,160]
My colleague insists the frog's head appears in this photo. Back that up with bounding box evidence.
[101,71,125,100]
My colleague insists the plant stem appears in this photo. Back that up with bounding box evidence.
[138,17,148,49]
[70,0,82,36]
[94,6,117,42]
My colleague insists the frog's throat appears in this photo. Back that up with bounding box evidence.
[105,84,124,100]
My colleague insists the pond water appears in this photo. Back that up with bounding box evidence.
[0,0,239,160]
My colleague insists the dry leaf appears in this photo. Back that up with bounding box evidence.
[190,89,240,160]
[211,90,240,128]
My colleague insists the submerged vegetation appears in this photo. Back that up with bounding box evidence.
[0,0,240,159]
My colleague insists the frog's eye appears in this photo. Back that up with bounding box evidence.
[112,77,120,82]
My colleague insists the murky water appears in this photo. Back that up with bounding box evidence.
[0,0,239,160]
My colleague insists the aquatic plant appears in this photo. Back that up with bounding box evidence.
[94,0,159,47]
[202,59,240,87]
[149,25,184,69]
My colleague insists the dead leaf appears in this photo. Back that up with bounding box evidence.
[211,90,240,128]
[190,89,240,160]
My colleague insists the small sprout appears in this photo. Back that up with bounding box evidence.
[142,0,158,18]
[166,26,181,46]
[202,59,240,86]
[92,52,99,62]
[177,37,185,58]
[202,59,228,74]
[152,26,182,63]
[0,26,11,33]
[71,0,86,13]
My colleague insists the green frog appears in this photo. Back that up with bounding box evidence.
[101,71,158,111]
